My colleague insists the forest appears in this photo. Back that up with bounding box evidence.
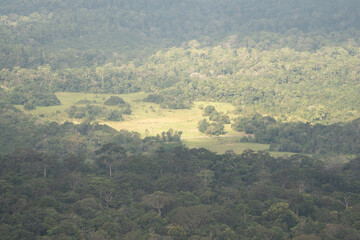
[0,104,360,239]
[232,114,360,154]
[0,0,360,239]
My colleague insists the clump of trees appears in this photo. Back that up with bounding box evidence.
[198,119,225,136]
[203,105,216,116]
[203,105,230,124]
[1,43,360,122]
[104,96,126,106]
[66,104,124,121]
[104,96,131,114]
[197,105,230,136]
[232,113,276,134]
[23,101,36,110]
[65,97,132,121]
[232,114,360,154]
[143,129,183,143]
[143,94,192,109]
[3,87,61,107]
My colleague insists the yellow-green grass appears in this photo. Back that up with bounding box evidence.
[19,92,272,154]
[183,137,270,154]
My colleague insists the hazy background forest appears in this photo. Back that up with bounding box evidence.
[0,0,360,239]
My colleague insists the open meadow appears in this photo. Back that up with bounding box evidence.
[21,92,273,154]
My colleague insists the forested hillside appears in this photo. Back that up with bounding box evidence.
[0,0,359,69]
[0,105,359,239]
[1,44,359,122]
[0,0,359,123]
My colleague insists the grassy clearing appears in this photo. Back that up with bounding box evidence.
[21,92,273,154]
[183,137,270,154]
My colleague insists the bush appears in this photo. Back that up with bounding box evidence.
[104,96,131,114]
[66,104,125,121]
[144,94,191,109]
[106,110,123,121]
[198,119,225,136]
[203,105,216,116]
[104,96,126,106]
[209,112,230,124]
[24,102,36,110]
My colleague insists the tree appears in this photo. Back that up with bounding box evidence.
[168,225,187,240]
[142,191,174,217]
[263,202,299,230]
[203,105,216,116]
[95,143,126,178]
[198,119,210,133]
[198,119,225,136]
[205,122,225,136]
[35,151,56,179]
[104,96,126,106]
[170,205,211,233]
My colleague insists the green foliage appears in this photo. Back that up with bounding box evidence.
[263,202,299,230]
[168,225,187,240]
[103,96,132,116]
[106,109,123,121]
[156,129,183,142]
[66,104,102,119]
[232,115,360,154]
[0,66,61,106]
[65,104,125,121]
[0,114,360,239]
[104,96,126,106]
[209,112,230,124]
[198,119,210,133]
[143,94,164,104]
[23,101,36,110]
[203,105,231,124]
[142,191,175,217]
[1,1,360,239]
[5,87,60,106]
[170,205,211,234]
[0,0,359,70]
[1,43,360,122]
[203,105,216,116]
[232,114,276,134]
[198,119,225,136]
[143,94,192,109]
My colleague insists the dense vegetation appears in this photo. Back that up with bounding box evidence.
[103,96,131,115]
[232,114,360,154]
[64,97,132,121]
[1,0,360,239]
[202,106,230,124]
[198,119,225,136]
[65,104,124,121]
[0,0,359,122]
[1,44,359,122]
[143,94,192,110]
[197,106,230,136]
[0,0,359,69]
[0,105,360,239]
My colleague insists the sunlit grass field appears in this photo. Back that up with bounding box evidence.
[182,137,269,154]
[21,92,275,154]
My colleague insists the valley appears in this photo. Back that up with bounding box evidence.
[1,1,360,239]
[20,92,271,154]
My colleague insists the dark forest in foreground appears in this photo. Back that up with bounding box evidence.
[0,104,359,240]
